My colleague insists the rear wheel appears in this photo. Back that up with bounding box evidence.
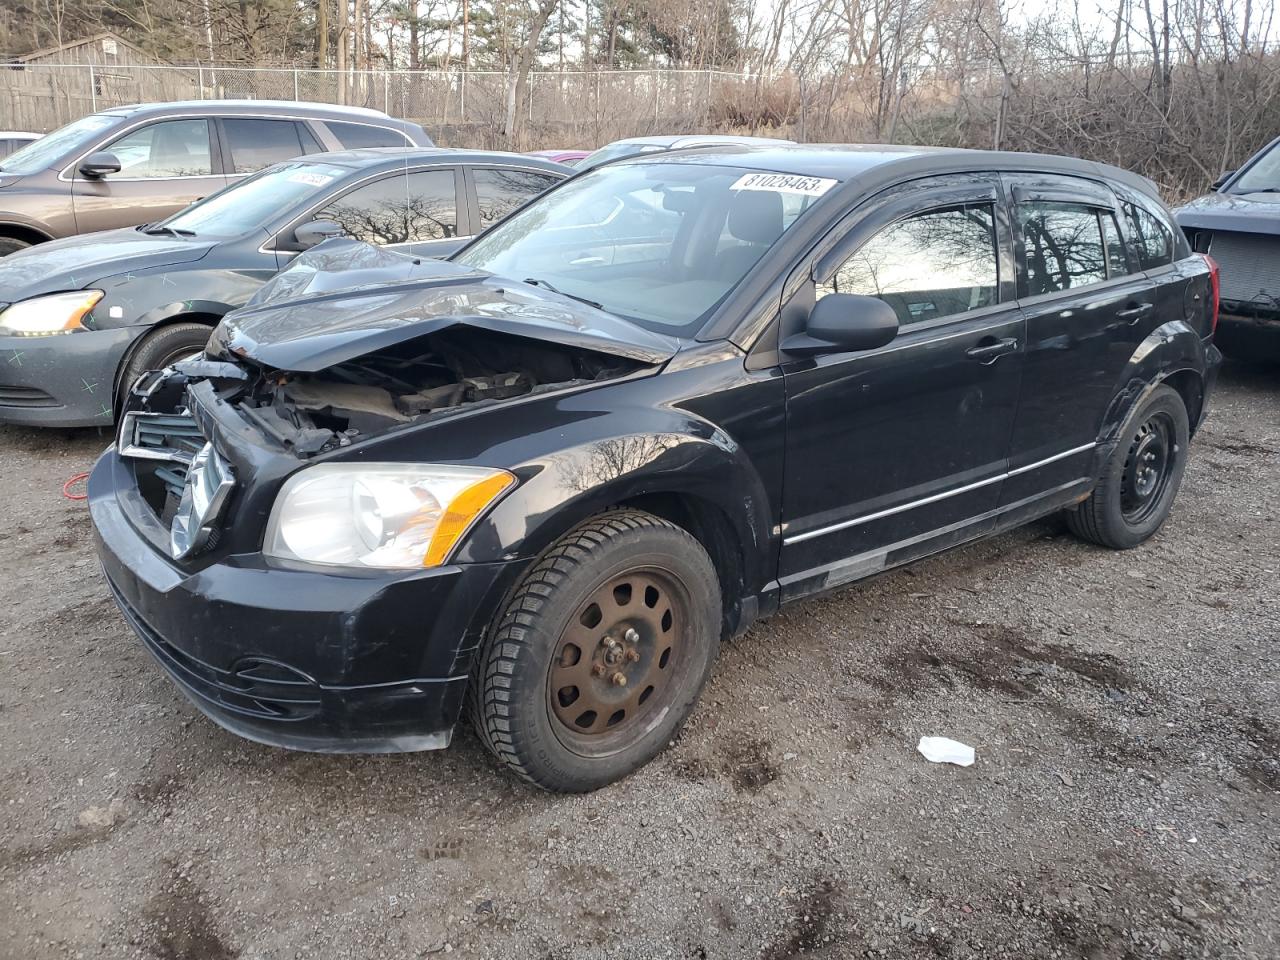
[470,509,721,792]
[1066,384,1190,549]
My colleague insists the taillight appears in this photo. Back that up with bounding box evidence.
[1200,253,1220,335]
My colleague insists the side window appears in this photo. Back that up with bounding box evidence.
[1019,202,1106,295]
[827,204,999,326]
[1121,200,1174,270]
[474,168,563,229]
[315,175,411,245]
[404,169,458,241]
[222,118,306,174]
[297,123,325,155]
[326,121,410,149]
[100,119,212,178]
[1101,212,1130,278]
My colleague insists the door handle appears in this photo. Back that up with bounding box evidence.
[1117,302,1154,324]
[965,337,1019,364]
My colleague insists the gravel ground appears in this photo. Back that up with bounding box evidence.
[1,361,1277,960]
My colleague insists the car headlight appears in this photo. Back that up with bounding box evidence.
[0,290,104,336]
[263,463,516,569]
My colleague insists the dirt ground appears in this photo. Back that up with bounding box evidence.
[1,361,1277,960]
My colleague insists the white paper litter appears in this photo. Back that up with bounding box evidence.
[917,736,976,767]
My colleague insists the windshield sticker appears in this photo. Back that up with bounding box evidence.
[287,172,336,187]
[730,173,837,197]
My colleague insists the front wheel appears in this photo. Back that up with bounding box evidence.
[1066,384,1190,549]
[470,509,722,792]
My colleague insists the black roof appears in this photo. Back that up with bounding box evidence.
[628,143,1163,203]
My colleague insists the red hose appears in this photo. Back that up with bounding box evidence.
[62,471,90,501]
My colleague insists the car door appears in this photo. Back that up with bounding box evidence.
[70,117,228,233]
[778,175,1024,597]
[997,174,1159,506]
[216,117,324,181]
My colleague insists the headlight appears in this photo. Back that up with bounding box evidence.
[263,463,516,569]
[0,290,103,336]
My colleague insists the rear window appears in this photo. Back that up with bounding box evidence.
[1121,200,1174,270]
[474,168,563,228]
[1019,202,1107,295]
[326,121,410,149]
[222,118,308,174]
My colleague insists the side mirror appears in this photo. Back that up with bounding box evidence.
[782,293,899,356]
[292,219,346,250]
[1211,169,1235,190]
[78,151,121,179]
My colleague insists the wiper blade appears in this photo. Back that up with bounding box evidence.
[523,277,602,310]
[141,224,196,237]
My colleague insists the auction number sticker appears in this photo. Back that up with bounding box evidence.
[287,172,336,187]
[730,173,837,197]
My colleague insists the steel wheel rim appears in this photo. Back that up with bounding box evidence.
[547,566,689,759]
[1121,411,1177,523]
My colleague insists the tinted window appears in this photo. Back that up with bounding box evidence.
[406,169,458,241]
[102,119,212,178]
[315,169,456,244]
[326,121,409,149]
[827,205,998,325]
[1121,200,1173,270]
[297,123,324,154]
[1102,212,1130,278]
[474,168,563,228]
[222,118,306,174]
[1020,202,1106,295]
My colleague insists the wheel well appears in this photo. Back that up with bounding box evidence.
[0,223,54,247]
[1162,369,1204,434]
[616,492,749,639]
[112,312,224,399]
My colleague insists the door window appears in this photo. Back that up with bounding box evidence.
[474,168,563,228]
[313,169,456,245]
[405,169,458,241]
[826,205,999,325]
[222,118,308,174]
[1102,212,1130,278]
[326,120,411,149]
[1019,202,1107,295]
[1121,200,1174,270]
[100,119,212,178]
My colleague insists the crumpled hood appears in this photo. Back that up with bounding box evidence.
[1174,191,1280,236]
[211,239,681,372]
[0,227,217,308]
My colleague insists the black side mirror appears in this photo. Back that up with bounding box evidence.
[292,219,346,250]
[78,151,121,179]
[1211,169,1235,190]
[782,293,900,356]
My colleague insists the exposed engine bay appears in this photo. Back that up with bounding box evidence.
[137,328,647,457]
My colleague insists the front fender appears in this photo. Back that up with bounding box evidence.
[452,411,775,599]
[1098,319,1209,442]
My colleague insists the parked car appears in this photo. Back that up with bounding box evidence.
[91,145,1220,792]
[0,132,41,159]
[526,149,590,166]
[575,134,796,171]
[1175,135,1280,359]
[0,148,566,427]
[0,100,432,257]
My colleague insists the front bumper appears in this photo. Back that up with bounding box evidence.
[0,327,141,426]
[89,448,520,753]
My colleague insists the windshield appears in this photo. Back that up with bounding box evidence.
[454,162,827,336]
[161,160,349,237]
[577,141,666,171]
[1230,141,1280,194]
[0,113,120,176]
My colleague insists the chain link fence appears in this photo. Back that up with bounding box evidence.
[0,63,759,147]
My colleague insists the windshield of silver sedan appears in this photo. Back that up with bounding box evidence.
[453,163,833,337]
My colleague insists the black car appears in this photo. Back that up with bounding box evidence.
[90,145,1221,792]
[1175,136,1280,359]
[0,148,567,426]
